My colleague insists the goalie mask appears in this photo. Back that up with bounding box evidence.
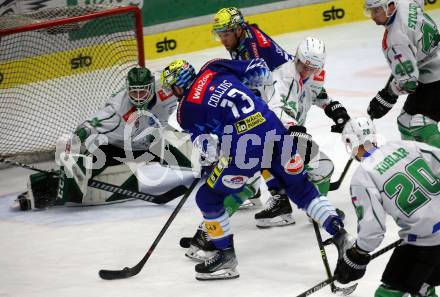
[341,117,377,157]
[364,0,396,17]
[127,67,155,107]
[160,59,196,91]
[295,37,326,77]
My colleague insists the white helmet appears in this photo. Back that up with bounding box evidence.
[295,37,326,69]
[364,0,396,17]
[342,117,377,156]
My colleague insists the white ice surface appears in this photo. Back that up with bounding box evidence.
[1,11,440,297]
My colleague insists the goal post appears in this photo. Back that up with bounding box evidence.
[0,5,145,161]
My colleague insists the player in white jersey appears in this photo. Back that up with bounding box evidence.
[334,117,440,297]
[254,37,351,227]
[22,67,188,209]
[365,0,440,148]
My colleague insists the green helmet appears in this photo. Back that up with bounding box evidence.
[127,67,155,107]
[212,7,244,34]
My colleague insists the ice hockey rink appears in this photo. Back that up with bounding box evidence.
[1,10,440,297]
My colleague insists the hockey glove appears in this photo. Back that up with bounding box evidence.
[242,58,272,88]
[322,215,344,236]
[367,87,398,119]
[193,135,219,167]
[324,101,350,133]
[288,125,313,164]
[334,245,371,284]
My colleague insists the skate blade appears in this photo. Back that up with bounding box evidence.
[256,214,295,228]
[238,198,262,210]
[195,268,239,281]
[185,246,216,262]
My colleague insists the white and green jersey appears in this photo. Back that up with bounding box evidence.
[383,0,440,92]
[268,59,330,126]
[350,140,440,252]
[78,78,177,151]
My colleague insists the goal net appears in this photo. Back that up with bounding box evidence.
[0,5,145,161]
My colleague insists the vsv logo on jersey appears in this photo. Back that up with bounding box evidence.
[187,69,216,104]
[70,54,92,69]
[156,37,177,53]
[222,175,248,189]
[425,0,437,5]
[251,27,271,48]
[284,154,304,175]
[323,6,345,21]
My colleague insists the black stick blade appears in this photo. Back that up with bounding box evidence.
[329,181,341,191]
[99,267,135,280]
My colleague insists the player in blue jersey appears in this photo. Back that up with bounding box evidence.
[212,8,351,228]
[161,58,348,280]
[212,7,291,71]
[211,6,293,215]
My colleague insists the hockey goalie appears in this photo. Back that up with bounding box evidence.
[19,67,195,210]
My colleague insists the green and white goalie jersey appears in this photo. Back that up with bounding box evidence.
[78,77,177,151]
[350,140,440,252]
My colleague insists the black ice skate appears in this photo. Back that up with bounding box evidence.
[254,190,295,228]
[195,246,239,281]
[184,224,217,262]
[238,189,262,210]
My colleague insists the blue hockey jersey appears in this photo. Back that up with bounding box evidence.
[230,23,292,71]
[177,59,284,151]
[177,59,321,209]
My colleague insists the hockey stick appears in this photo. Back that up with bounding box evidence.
[329,158,353,191]
[0,158,187,205]
[296,239,403,297]
[99,177,201,280]
[312,220,358,296]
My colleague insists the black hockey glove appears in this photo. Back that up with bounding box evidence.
[334,245,371,284]
[324,101,350,133]
[367,87,398,119]
[288,125,314,164]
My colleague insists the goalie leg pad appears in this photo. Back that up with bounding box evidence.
[27,172,60,209]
